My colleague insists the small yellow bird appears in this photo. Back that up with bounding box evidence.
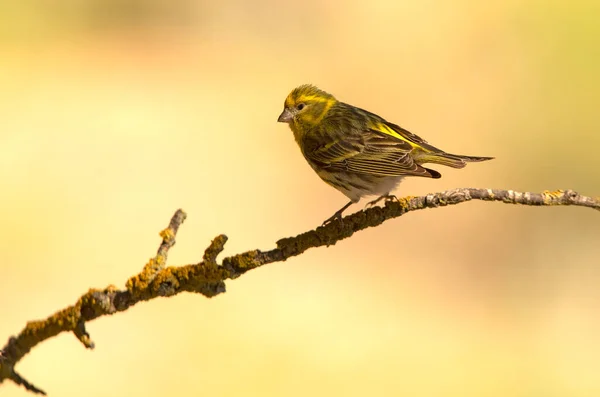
[278,84,493,225]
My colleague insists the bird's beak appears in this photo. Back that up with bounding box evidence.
[277,108,293,123]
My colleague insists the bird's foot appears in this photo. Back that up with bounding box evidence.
[322,210,345,227]
[321,200,354,227]
[366,194,399,208]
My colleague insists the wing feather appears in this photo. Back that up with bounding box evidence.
[304,128,435,178]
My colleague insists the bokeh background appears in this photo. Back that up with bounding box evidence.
[2,1,600,396]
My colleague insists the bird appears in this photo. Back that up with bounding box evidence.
[277,84,493,225]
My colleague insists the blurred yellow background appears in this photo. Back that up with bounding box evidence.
[1,1,600,396]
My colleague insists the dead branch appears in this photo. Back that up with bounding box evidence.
[1,188,598,395]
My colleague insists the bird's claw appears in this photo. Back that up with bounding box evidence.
[322,211,344,227]
[321,200,355,226]
[384,195,400,204]
[366,194,399,208]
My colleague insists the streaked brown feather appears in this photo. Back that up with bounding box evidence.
[303,127,438,178]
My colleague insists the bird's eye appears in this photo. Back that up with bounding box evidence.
[296,103,305,111]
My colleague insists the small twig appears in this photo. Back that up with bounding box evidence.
[0,348,46,395]
[156,209,187,263]
[203,235,228,265]
[73,320,94,349]
[125,209,187,299]
[10,369,46,396]
[1,188,598,395]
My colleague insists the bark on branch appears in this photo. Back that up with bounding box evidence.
[1,188,598,395]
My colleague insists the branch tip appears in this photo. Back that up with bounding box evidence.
[203,234,228,265]
[11,370,46,396]
[73,321,95,350]
[130,209,190,292]
[155,209,188,262]
[0,354,46,396]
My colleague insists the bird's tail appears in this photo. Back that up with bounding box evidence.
[420,152,494,169]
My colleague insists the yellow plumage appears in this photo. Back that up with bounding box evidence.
[278,84,493,224]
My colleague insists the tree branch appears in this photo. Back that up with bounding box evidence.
[1,188,598,395]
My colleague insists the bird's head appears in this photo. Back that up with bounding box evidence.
[278,84,337,130]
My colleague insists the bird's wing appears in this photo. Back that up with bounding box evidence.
[374,119,449,154]
[348,105,435,149]
[304,129,437,178]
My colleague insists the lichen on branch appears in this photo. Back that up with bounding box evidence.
[1,188,598,395]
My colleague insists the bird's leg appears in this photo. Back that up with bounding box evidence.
[322,200,354,226]
[366,193,399,208]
